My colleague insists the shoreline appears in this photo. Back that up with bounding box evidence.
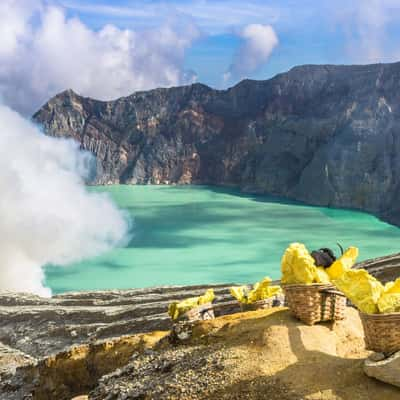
[90,182,400,228]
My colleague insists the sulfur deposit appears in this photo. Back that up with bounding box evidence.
[168,289,215,320]
[230,277,281,304]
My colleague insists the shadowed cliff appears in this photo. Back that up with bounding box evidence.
[33,62,400,224]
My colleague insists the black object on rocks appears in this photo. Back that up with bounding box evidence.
[311,243,345,268]
[311,248,336,268]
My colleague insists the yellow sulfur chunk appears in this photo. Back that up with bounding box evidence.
[197,289,215,305]
[281,243,315,284]
[230,277,281,304]
[168,289,215,320]
[383,278,400,294]
[333,269,384,314]
[326,247,359,280]
[230,286,247,304]
[281,243,326,284]
[377,293,400,314]
[377,278,400,313]
[315,267,331,284]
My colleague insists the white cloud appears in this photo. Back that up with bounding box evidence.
[0,1,34,57]
[225,24,278,80]
[0,1,200,115]
[0,104,129,296]
[333,0,400,63]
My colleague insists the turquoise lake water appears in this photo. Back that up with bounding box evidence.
[45,185,400,294]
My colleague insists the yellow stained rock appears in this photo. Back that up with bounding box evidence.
[230,277,281,304]
[168,289,215,320]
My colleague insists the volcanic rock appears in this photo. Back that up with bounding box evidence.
[364,351,400,388]
[33,62,400,225]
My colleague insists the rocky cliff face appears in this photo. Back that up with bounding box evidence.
[33,62,400,224]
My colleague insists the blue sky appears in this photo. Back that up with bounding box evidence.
[60,0,400,87]
[1,0,400,114]
[60,0,336,86]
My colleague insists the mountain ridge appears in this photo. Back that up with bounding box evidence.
[33,61,400,224]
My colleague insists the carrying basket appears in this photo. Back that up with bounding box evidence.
[181,302,215,322]
[283,283,346,325]
[170,302,215,342]
[360,311,400,353]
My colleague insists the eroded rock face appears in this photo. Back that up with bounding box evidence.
[33,62,400,224]
[0,331,168,400]
[0,284,235,399]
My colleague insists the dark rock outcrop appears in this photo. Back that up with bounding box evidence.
[33,62,400,224]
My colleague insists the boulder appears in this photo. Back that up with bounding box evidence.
[364,351,400,387]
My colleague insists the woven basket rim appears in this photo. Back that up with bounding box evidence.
[360,310,400,319]
[282,283,334,289]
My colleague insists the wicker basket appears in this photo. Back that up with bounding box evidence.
[360,311,400,353]
[240,297,274,312]
[170,303,215,342]
[283,283,347,325]
[183,302,215,322]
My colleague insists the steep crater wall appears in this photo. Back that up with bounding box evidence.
[33,62,400,225]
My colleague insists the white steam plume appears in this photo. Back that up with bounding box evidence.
[0,1,199,115]
[225,24,278,81]
[0,105,129,296]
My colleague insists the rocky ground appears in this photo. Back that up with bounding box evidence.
[0,284,235,358]
[0,253,397,359]
[2,307,400,400]
[1,255,400,399]
[86,307,400,400]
